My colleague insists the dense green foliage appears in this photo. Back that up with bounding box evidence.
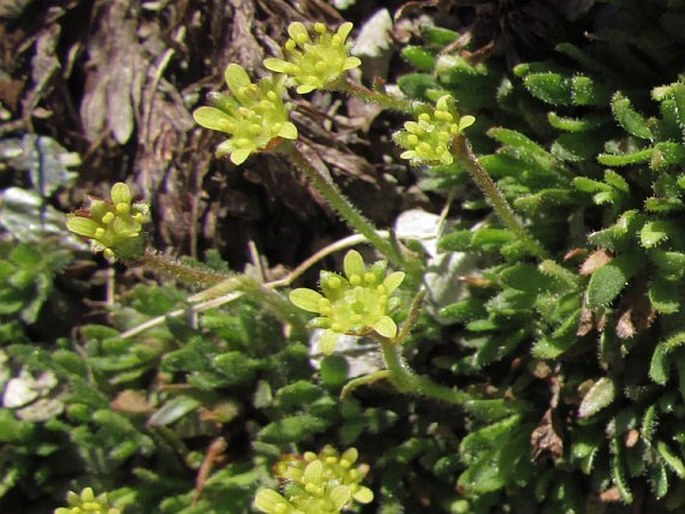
[5,1,685,513]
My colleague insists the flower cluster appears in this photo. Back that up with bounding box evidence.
[289,250,405,354]
[264,22,361,94]
[66,182,148,261]
[54,487,121,514]
[254,446,373,514]
[393,95,475,165]
[193,64,298,165]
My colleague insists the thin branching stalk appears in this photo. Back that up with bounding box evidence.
[378,338,468,405]
[277,140,405,266]
[452,134,548,258]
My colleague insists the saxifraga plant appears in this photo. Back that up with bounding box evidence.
[52,2,685,512]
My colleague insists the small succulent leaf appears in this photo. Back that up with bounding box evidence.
[289,288,325,312]
[657,441,685,478]
[586,258,632,308]
[578,377,616,418]
[611,440,634,504]
[598,148,653,166]
[649,342,669,385]
[648,278,680,314]
[640,220,672,248]
[612,91,653,140]
[401,45,437,71]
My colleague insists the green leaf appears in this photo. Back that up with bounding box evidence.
[397,73,436,99]
[147,396,201,427]
[421,26,459,46]
[611,438,633,503]
[648,278,681,314]
[652,251,685,279]
[640,220,674,248]
[257,415,328,444]
[586,257,633,308]
[401,46,436,71]
[657,441,685,478]
[523,73,607,106]
[552,132,602,162]
[578,377,616,418]
[611,92,653,140]
[276,380,322,410]
[547,112,608,132]
[597,148,653,166]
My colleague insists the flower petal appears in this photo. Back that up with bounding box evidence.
[343,250,365,280]
[230,148,252,165]
[319,329,339,354]
[343,56,362,71]
[372,316,397,339]
[278,121,298,140]
[288,22,310,45]
[353,486,374,504]
[66,216,99,238]
[110,182,132,205]
[193,106,233,132]
[263,58,289,73]
[296,84,317,94]
[330,485,352,510]
[382,271,405,294]
[254,488,289,513]
[289,288,325,312]
[336,22,353,41]
[224,63,251,96]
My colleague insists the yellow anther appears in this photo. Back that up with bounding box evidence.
[101,212,115,224]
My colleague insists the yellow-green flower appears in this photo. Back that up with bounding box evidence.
[193,64,298,165]
[289,250,405,354]
[393,95,475,165]
[67,182,148,261]
[54,487,121,514]
[264,22,362,94]
[254,446,373,514]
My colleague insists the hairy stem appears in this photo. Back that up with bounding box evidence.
[452,134,548,258]
[379,339,468,405]
[139,251,229,287]
[278,140,404,267]
[331,78,422,114]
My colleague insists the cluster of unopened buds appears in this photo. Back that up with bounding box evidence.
[393,95,475,165]
[193,21,360,165]
[66,183,148,261]
[255,446,373,514]
[54,487,121,514]
[289,250,405,354]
